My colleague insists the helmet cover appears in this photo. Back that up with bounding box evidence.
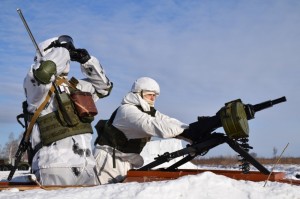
[131,77,160,95]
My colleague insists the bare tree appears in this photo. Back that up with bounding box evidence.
[250,152,257,158]
[273,147,278,159]
[0,144,3,159]
[2,132,25,163]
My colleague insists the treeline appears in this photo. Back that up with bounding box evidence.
[0,132,27,162]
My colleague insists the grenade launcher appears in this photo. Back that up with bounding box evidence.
[138,96,287,174]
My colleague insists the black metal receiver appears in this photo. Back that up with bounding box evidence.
[138,96,287,175]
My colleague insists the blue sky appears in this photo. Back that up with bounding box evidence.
[1,0,299,157]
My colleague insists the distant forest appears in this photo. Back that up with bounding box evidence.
[0,132,28,162]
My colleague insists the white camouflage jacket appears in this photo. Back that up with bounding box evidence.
[23,42,112,171]
[96,92,188,167]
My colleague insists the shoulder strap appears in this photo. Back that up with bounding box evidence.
[24,86,54,142]
[108,105,155,127]
[107,108,119,126]
[55,76,77,89]
[24,78,66,142]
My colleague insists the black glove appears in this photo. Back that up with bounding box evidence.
[70,48,91,64]
[180,115,222,142]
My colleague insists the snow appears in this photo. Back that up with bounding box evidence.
[1,167,300,199]
[1,139,300,199]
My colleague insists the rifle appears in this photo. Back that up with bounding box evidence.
[138,96,287,174]
[8,8,52,181]
[8,9,39,181]
[7,102,30,181]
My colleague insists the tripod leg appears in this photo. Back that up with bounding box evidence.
[166,155,196,170]
[225,138,270,174]
[138,134,226,171]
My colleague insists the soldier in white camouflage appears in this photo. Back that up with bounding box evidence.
[23,35,112,185]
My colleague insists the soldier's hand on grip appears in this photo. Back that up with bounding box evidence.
[180,114,222,142]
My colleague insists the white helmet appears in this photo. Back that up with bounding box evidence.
[131,77,160,95]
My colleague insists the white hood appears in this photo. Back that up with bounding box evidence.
[34,37,71,75]
[35,37,58,63]
[121,92,151,112]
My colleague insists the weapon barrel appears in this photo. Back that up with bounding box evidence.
[17,8,43,57]
[252,96,286,113]
[8,9,35,181]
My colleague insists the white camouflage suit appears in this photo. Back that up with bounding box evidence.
[94,77,188,184]
[23,37,112,185]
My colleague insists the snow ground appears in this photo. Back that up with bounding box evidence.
[0,139,300,199]
[0,165,300,199]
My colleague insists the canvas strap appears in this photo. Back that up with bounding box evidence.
[24,78,65,142]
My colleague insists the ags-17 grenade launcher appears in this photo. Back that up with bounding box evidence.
[138,96,287,174]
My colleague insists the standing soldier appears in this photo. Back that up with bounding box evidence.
[23,35,112,185]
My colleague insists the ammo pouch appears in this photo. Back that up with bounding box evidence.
[37,111,93,146]
[70,90,98,118]
[56,90,97,125]
[56,92,80,126]
[54,76,98,125]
